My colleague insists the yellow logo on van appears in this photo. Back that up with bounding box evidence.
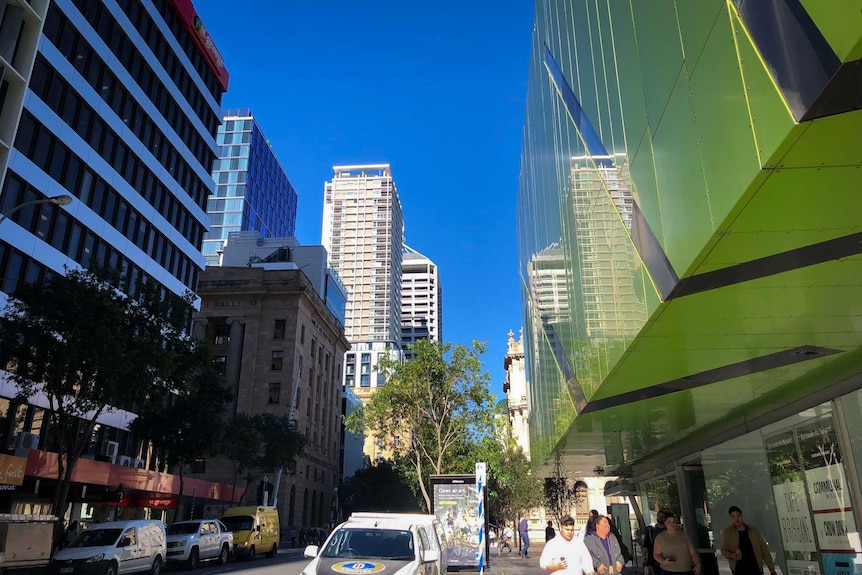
[332,562,386,574]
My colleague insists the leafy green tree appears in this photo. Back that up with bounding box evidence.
[220,413,306,505]
[130,354,231,521]
[0,267,205,546]
[338,460,419,516]
[346,339,495,511]
[480,419,544,532]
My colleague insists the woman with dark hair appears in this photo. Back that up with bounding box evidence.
[653,513,701,575]
[584,515,624,575]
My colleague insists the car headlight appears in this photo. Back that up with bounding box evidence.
[85,554,105,563]
[177,541,186,546]
[242,541,249,547]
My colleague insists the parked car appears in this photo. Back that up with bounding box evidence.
[221,506,279,561]
[47,520,166,575]
[302,512,446,575]
[165,519,232,568]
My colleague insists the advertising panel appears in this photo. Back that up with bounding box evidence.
[431,475,484,568]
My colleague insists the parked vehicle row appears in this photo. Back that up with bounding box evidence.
[45,506,281,575]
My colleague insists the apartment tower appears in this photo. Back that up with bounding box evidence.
[400,246,442,359]
[203,109,298,266]
[322,164,404,461]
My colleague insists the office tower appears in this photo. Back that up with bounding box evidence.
[519,0,862,565]
[400,246,442,359]
[322,164,403,463]
[0,0,234,514]
[203,109,298,266]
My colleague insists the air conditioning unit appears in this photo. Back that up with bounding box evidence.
[14,432,39,456]
[133,458,146,469]
[118,455,132,467]
[103,441,119,464]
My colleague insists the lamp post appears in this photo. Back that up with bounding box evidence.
[0,194,73,225]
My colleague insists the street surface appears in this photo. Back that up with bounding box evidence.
[166,548,309,575]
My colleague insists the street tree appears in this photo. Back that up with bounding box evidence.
[0,267,206,546]
[220,413,306,505]
[544,448,581,526]
[346,339,495,511]
[130,353,231,521]
[338,460,418,516]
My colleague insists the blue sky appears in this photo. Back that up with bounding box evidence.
[195,1,535,397]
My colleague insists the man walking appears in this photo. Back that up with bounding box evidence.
[547,520,557,542]
[520,517,531,558]
[540,515,596,575]
[720,506,777,575]
[642,510,667,574]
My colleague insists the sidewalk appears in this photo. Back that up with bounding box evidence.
[479,542,643,575]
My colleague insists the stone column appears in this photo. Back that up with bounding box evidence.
[225,317,245,414]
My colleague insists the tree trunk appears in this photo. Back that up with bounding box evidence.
[415,454,431,512]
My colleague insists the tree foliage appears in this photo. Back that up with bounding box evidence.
[338,460,419,517]
[0,267,206,546]
[130,353,231,520]
[220,413,306,505]
[346,339,495,510]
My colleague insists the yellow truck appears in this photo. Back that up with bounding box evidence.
[221,506,279,561]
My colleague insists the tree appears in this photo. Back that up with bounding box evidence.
[346,339,495,511]
[479,419,544,532]
[544,449,581,526]
[220,413,306,505]
[130,353,232,521]
[338,460,419,516]
[0,267,206,547]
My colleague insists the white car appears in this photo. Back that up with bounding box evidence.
[48,520,166,575]
[303,513,445,575]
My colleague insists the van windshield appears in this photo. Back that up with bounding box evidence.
[322,528,414,560]
[68,529,122,547]
[221,516,254,532]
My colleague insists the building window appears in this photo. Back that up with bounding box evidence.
[273,319,286,339]
[268,382,280,404]
[360,374,370,387]
[271,350,284,371]
[213,355,227,376]
[300,324,305,344]
[214,325,230,345]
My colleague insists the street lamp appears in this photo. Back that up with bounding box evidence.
[0,194,74,225]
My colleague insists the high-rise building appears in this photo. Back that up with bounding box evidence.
[322,164,404,462]
[400,246,442,359]
[519,0,862,566]
[203,109,298,266]
[0,0,234,516]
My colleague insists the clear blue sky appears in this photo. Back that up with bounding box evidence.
[195,1,534,397]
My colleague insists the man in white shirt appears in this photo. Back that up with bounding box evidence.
[540,515,595,575]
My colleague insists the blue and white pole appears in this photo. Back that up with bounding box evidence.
[476,462,487,575]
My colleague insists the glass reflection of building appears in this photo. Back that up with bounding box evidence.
[203,109,298,266]
[519,2,862,574]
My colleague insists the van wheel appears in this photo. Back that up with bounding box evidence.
[151,556,163,575]
[218,544,229,565]
[247,546,256,561]
[187,548,199,570]
[266,542,277,558]
[105,561,118,575]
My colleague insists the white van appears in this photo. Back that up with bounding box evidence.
[303,512,447,575]
[48,520,167,575]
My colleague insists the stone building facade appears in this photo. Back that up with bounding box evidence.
[191,265,349,531]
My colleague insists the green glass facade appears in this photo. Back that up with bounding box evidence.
[518,0,862,485]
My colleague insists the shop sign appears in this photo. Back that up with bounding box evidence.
[140,493,176,509]
[0,454,27,486]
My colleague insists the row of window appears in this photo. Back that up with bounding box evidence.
[26,58,205,249]
[0,176,182,298]
[149,0,223,100]
[44,3,215,189]
[11,117,199,288]
[106,0,221,130]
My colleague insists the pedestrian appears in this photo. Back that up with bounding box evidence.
[546,520,556,542]
[642,510,667,574]
[540,514,596,575]
[719,506,777,575]
[290,526,297,548]
[578,510,599,543]
[502,523,514,552]
[584,515,624,575]
[653,512,701,575]
[63,520,80,548]
[519,517,530,558]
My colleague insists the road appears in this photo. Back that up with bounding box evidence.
[166,548,311,575]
